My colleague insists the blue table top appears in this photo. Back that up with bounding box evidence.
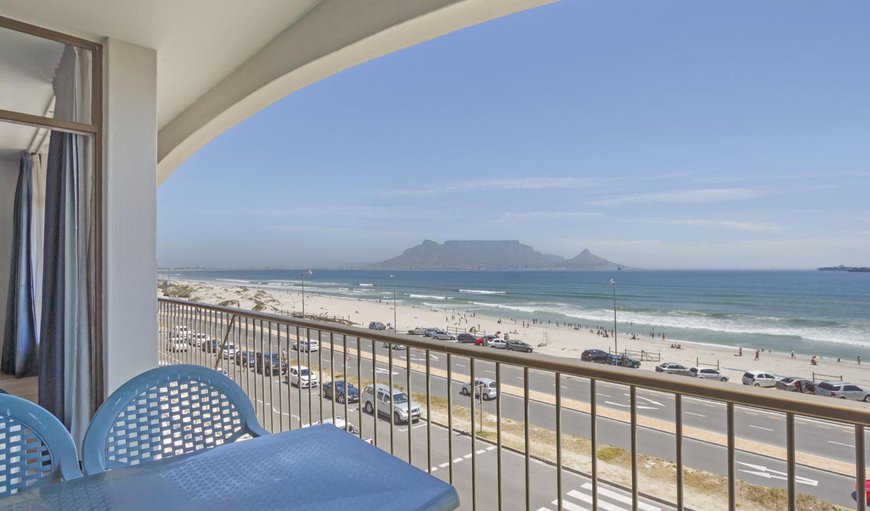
[0,426,459,511]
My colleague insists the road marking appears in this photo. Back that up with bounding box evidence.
[685,411,705,417]
[486,445,496,451]
[736,461,818,486]
[456,363,466,368]
[438,462,450,468]
[828,440,854,448]
[550,499,588,511]
[605,401,657,410]
[567,489,623,511]
[463,453,472,459]
[596,393,612,398]
[748,424,774,432]
[581,483,661,510]
[397,423,427,432]
[484,370,496,375]
[623,393,664,407]
[453,457,463,463]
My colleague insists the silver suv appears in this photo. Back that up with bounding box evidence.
[689,367,728,382]
[362,384,421,424]
[815,382,869,402]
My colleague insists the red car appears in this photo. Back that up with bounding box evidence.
[854,479,870,505]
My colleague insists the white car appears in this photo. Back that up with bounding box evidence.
[460,378,498,400]
[187,333,209,347]
[315,417,374,444]
[287,365,318,388]
[432,332,457,341]
[688,367,728,382]
[293,338,319,352]
[221,343,236,359]
[742,370,777,387]
[486,338,507,349]
[407,327,426,335]
[170,325,191,339]
[168,337,189,352]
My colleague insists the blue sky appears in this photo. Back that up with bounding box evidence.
[158,0,870,269]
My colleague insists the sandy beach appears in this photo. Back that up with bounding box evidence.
[160,279,870,387]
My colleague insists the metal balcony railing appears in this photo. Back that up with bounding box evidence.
[158,297,869,511]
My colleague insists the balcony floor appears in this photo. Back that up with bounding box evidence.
[0,373,38,402]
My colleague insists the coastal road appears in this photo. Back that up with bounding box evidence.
[159,328,868,508]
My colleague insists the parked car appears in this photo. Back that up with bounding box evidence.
[187,333,209,347]
[221,343,236,359]
[407,327,426,335]
[168,337,189,352]
[432,332,457,341]
[293,338,319,352]
[201,339,219,353]
[382,342,407,350]
[369,321,387,330]
[607,354,641,368]
[656,362,690,375]
[815,382,870,401]
[286,365,318,388]
[506,340,533,353]
[362,384,421,424]
[322,380,360,403]
[315,417,373,445]
[581,349,609,363]
[423,328,440,337]
[235,350,256,367]
[256,352,284,376]
[688,367,728,381]
[460,378,498,400]
[775,377,815,393]
[742,370,777,387]
[170,325,191,339]
[486,338,507,349]
[457,333,478,344]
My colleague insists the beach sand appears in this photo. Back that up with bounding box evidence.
[161,279,870,387]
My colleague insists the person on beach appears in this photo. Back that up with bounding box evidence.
[791,349,795,360]
[754,349,760,361]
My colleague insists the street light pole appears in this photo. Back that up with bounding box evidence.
[301,269,312,317]
[390,274,397,333]
[610,278,617,354]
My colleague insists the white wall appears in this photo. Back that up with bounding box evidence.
[103,38,158,391]
[0,156,18,343]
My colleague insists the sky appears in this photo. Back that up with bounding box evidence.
[158,0,870,270]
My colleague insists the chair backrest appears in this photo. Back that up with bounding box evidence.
[0,394,82,496]
[81,364,269,475]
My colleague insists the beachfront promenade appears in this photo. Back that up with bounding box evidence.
[158,305,868,510]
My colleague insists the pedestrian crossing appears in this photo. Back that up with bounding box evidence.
[536,482,663,511]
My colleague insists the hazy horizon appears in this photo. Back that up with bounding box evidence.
[158,1,870,270]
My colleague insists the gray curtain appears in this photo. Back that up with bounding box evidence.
[2,152,38,377]
[39,45,93,444]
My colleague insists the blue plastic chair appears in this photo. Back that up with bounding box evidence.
[81,364,269,475]
[0,394,82,496]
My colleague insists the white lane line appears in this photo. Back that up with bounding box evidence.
[456,363,466,368]
[828,440,854,448]
[453,457,463,463]
[596,393,612,398]
[749,424,774,432]
[581,483,661,510]
[536,508,553,511]
[685,411,705,417]
[438,462,450,468]
[567,490,616,511]
[463,453,473,459]
[486,445,496,451]
[550,498,588,511]
[476,449,487,455]
[484,370,496,374]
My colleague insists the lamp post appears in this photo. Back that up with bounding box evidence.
[301,269,312,317]
[609,278,618,354]
[390,274,398,333]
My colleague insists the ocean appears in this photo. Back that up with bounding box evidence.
[162,269,870,359]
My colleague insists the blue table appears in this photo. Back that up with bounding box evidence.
[0,425,459,511]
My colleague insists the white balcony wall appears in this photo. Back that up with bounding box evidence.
[103,38,158,391]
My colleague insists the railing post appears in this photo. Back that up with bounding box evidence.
[857,425,866,511]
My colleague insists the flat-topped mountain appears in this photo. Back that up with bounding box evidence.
[369,240,627,270]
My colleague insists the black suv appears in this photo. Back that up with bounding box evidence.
[581,349,609,363]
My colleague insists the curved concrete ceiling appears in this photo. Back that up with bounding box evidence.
[156,0,554,184]
[1,0,553,184]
